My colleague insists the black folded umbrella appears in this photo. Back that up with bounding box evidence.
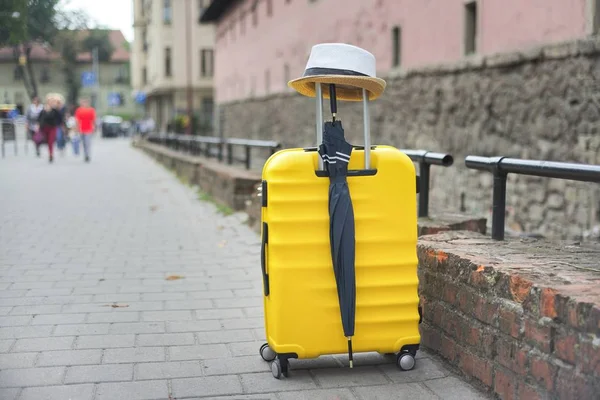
[318,84,356,368]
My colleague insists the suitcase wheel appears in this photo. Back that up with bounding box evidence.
[259,343,276,362]
[396,351,416,371]
[270,358,289,379]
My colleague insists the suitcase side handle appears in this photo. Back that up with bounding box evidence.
[261,222,270,296]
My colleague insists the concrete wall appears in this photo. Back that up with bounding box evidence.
[214,0,589,102]
[220,38,600,239]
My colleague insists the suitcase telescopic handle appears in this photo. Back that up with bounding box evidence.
[260,222,270,296]
[315,84,371,171]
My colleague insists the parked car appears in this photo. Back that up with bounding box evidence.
[101,115,123,138]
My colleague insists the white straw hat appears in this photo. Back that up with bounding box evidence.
[288,43,386,101]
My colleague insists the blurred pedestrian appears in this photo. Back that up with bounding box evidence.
[55,94,67,156]
[65,111,80,156]
[37,94,63,163]
[74,97,96,163]
[25,96,43,157]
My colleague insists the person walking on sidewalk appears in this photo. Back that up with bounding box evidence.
[37,94,63,163]
[25,96,43,157]
[74,98,96,163]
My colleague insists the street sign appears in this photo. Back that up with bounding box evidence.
[134,91,146,105]
[108,92,121,107]
[81,71,96,87]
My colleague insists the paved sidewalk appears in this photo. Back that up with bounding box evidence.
[0,139,488,400]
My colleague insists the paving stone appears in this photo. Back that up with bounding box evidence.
[0,352,38,369]
[0,388,20,400]
[10,305,62,315]
[53,324,111,336]
[172,375,243,398]
[137,333,195,346]
[196,329,256,345]
[103,347,165,364]
[13,337,74,352]
[311,366,390,388]
[31,313,87,325]
[87,312,140,323]
[142,310,193,321]
[166,320,222,333]
[240,371,318,393]
[37,350,103,367]
[19,384,94,400]
[109,322,166,334]
[93,294,141,303]
[278,388,358,400]
[76,334,135,349]
[202,355,270,375]
[65,363,133,384]
[424,376,489,399]
[353,383,439,400]
[0,340,14,353]
[220,318,264,330]
[95,380,169,400]
[169,344,229,361]
[165,300,213,310]
[379,357,449,383]
[227,341,265,357]
[136,360,204,379]
[0,367,65,387]
[188,290,235,299]
[195,308,245,320]
[0,316,33,326]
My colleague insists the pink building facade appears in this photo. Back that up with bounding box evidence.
[203,0,596,104]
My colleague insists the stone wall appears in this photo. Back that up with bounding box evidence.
[418,231,600,399]
[220,38,600,240]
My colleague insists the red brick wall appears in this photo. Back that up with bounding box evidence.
[418,231,600,399]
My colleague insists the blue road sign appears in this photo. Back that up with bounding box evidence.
[134,91,146,105]
[81,71,96,87]
[108,92,121,107]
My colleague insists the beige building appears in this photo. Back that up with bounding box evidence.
[131,0,215,133]
[0,30,135,118]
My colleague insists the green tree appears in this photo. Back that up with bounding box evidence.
[81,29,114,62]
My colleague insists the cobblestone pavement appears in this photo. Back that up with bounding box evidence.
[0,138,490,400]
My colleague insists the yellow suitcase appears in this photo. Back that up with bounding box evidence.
[258,87,420,379]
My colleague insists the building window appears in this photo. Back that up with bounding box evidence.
[116,66,129,83]
[265,69,270,94]
[464,1,477,55]
[163,0,172,24]
[240,11,246,34]
[142,67,147,84]
[200,49,214,77]
[283,63,290,87]
[392,26,401,67]
[40,67,50,83]
[267,0,273,16]
[198,0,208,16]
[165,47,172,77]
[13,67,22,81]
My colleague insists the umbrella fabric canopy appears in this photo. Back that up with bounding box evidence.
[318,120,356,367]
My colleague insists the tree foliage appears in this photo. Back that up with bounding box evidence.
[81,29,114,62]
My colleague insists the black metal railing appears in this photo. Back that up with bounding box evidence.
[465,156,600,240]
[146,133,280,170]
[401,150,454,218]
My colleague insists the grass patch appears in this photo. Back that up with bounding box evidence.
[196,188,234,216]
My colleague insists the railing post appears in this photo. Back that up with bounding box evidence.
[206,143,211,158]
[227,143,233,165]
[218,141,224,162]
[418,161,430,218]
[245,145,251,170]
[492,170,508,241]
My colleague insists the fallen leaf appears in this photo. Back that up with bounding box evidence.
[150,205,158,212]
[218,240,227,248]
[99,278,105,282]
[165,275,185,281]
[476,265,485,272]
[102,304,129,308]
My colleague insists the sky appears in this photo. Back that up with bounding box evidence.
[60,0,135,42]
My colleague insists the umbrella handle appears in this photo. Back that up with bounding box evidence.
[329,84,337,122]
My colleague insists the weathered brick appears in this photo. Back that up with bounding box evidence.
[554,367,598,400]
[516,382,545,400]
[496,338,528,375]
[540,288,558,319]
[494,367,517,400]
[459,350,493,387]
[554,330,577,364]
[472,294,499,326]
[529,354,557,392]
[579,338,600,377]
[440,334,458,363]
[498,304,523,339]
[419,324,441,352]
[442,281,459,304]
[523,318,553,353]
[508,275,533,304]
